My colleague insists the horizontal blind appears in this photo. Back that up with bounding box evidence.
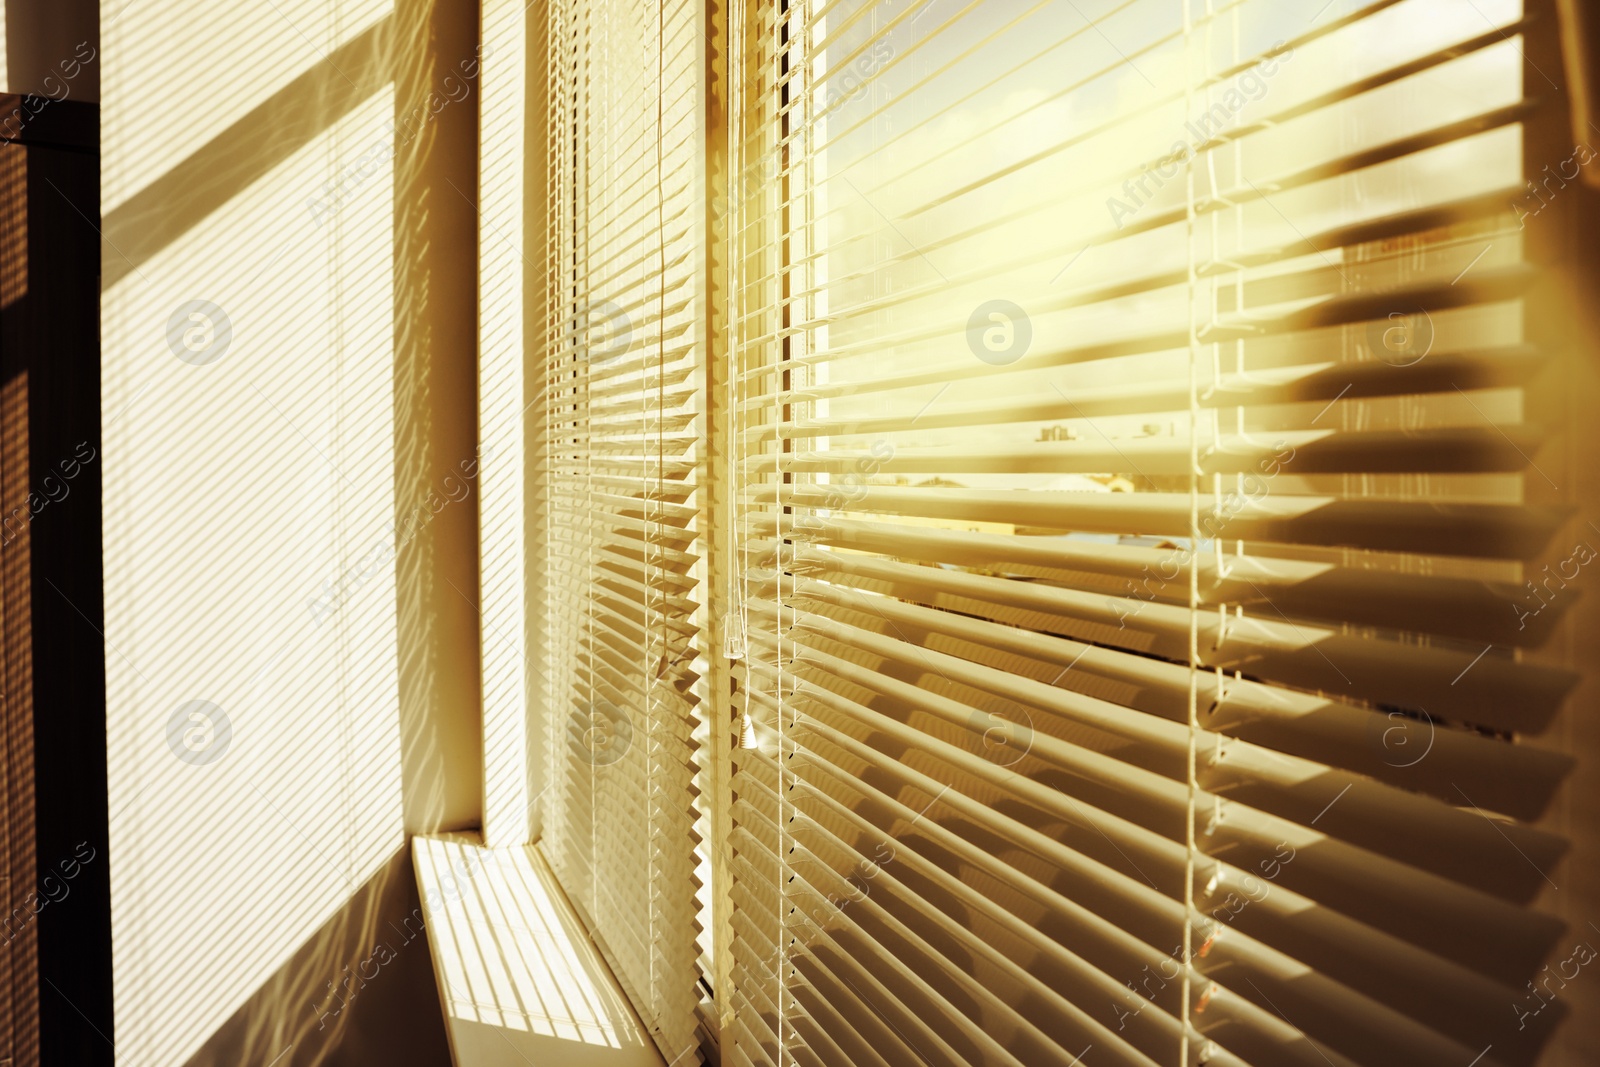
[726,1,1574,1065]
[537,0,706,1059]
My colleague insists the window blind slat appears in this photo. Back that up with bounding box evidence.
[748,484,1569,560]
[757,344,1544,429]
[746,514,1570,646]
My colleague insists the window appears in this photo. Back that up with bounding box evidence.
[530,0,710,1058]
[523,1,1587,1064]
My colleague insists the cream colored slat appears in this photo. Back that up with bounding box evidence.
[747,483,1569,562]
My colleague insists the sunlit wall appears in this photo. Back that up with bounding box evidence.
[100,2,411,1063]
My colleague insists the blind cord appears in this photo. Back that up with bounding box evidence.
[1182,0,1202,1063]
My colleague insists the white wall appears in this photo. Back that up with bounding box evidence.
[99,3,417,1063]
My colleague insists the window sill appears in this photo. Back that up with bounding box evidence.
[413,832,667,1066]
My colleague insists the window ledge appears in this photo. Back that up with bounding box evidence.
[413,833,667,1066]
